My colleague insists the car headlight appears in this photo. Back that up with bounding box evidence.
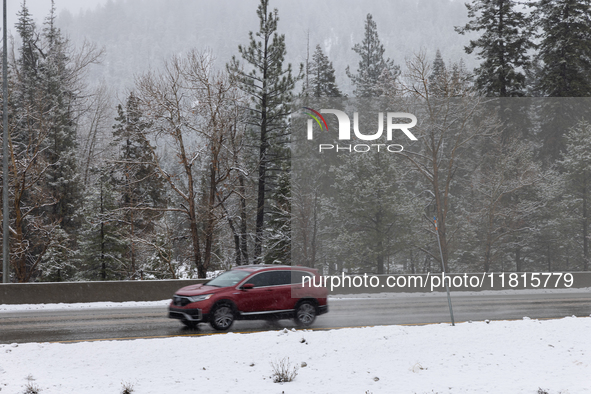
[187,294,213,302]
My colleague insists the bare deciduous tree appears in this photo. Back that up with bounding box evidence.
[397,52,497,272]
[136,49,245,277]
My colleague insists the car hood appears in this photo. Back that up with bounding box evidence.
[175,283,229,296]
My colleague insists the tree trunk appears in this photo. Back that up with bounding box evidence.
[376,211,384,274]
[583,181,588,271]
[254,16,270,263]
[310,191,318,268]
[239,172,249,265]
[254,96,268,262]
[130,208,136,279]
[432,164,449,272]
[483,210,494,272]
[515,248,522,272]
[186,171,203,277]
[204,153,218,272]
[100,184,106,280]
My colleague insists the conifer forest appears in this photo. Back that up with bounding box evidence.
[1,0,591,282]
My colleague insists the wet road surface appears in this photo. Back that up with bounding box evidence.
[1,291,589,344]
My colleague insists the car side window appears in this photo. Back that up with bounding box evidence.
[246,271,292,287]
[247,272,275,287]
[291,270,314,285]
[274,271,292,286]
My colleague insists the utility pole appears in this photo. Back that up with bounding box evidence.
[2,0,9,283]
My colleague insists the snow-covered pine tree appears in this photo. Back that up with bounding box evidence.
[13,2,41,144]
[5,3,102,281]
[470,132,547,272]
[264,168,291,265]
[78,168,128,280]
[559,120,591,271]
[321,146,418,274]
[112,91,165,279]
[227,0,302,263]
[346,14,400,97]
[536,0,591,97]
[428,50,448,97]
[456,0,536,144]
[6,3,71,282]
[306,45,341,97]
[456,0,533,97]
[535,0,591,161]
[40,2,82,235]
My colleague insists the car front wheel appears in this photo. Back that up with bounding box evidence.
[210,304,235,331]
[294,301,316,327]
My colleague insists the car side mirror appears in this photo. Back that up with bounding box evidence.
[242,283,254,290]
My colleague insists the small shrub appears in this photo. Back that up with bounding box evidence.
[121,381,135,394]
[271,357,298,383]
[22,383,41,394]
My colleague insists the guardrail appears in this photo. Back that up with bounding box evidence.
[327,271,591,294]
[0,272,589,305]
[0,279,206,305]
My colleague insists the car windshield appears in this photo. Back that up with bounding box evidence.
[206,270,252,287]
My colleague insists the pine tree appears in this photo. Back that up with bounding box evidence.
[536,0,591,97]
[534,0,591,160]
[7,2,65,282]
[5,2,100,281]
[227,0,302,262]
[13,2,41,144]
[428,50,448,97]
[559,120,591,271]
[422,51,473,98]
[264,169,291,265]
[305,45,341,97]
[112,92,165,278]
[456,0,533,97]
[470,132,547,272]
[78,169,128,280]
[346,14,400,97]
[456,0,535,144]
[41,1,82,235]
[322,149,417,274]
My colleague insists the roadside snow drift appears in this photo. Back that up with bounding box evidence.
[0,317,589,394]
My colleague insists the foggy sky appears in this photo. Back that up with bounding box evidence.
[3,0,107,32]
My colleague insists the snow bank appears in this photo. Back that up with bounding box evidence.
[0,317,589,393]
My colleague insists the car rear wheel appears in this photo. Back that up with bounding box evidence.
[294,301,316,327]
[210,304,235,331]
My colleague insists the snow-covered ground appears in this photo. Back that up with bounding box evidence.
[0,316,590,393]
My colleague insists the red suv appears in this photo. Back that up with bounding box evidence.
[168,265,328,330]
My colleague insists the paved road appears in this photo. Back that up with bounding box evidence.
[1,291,589,344]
